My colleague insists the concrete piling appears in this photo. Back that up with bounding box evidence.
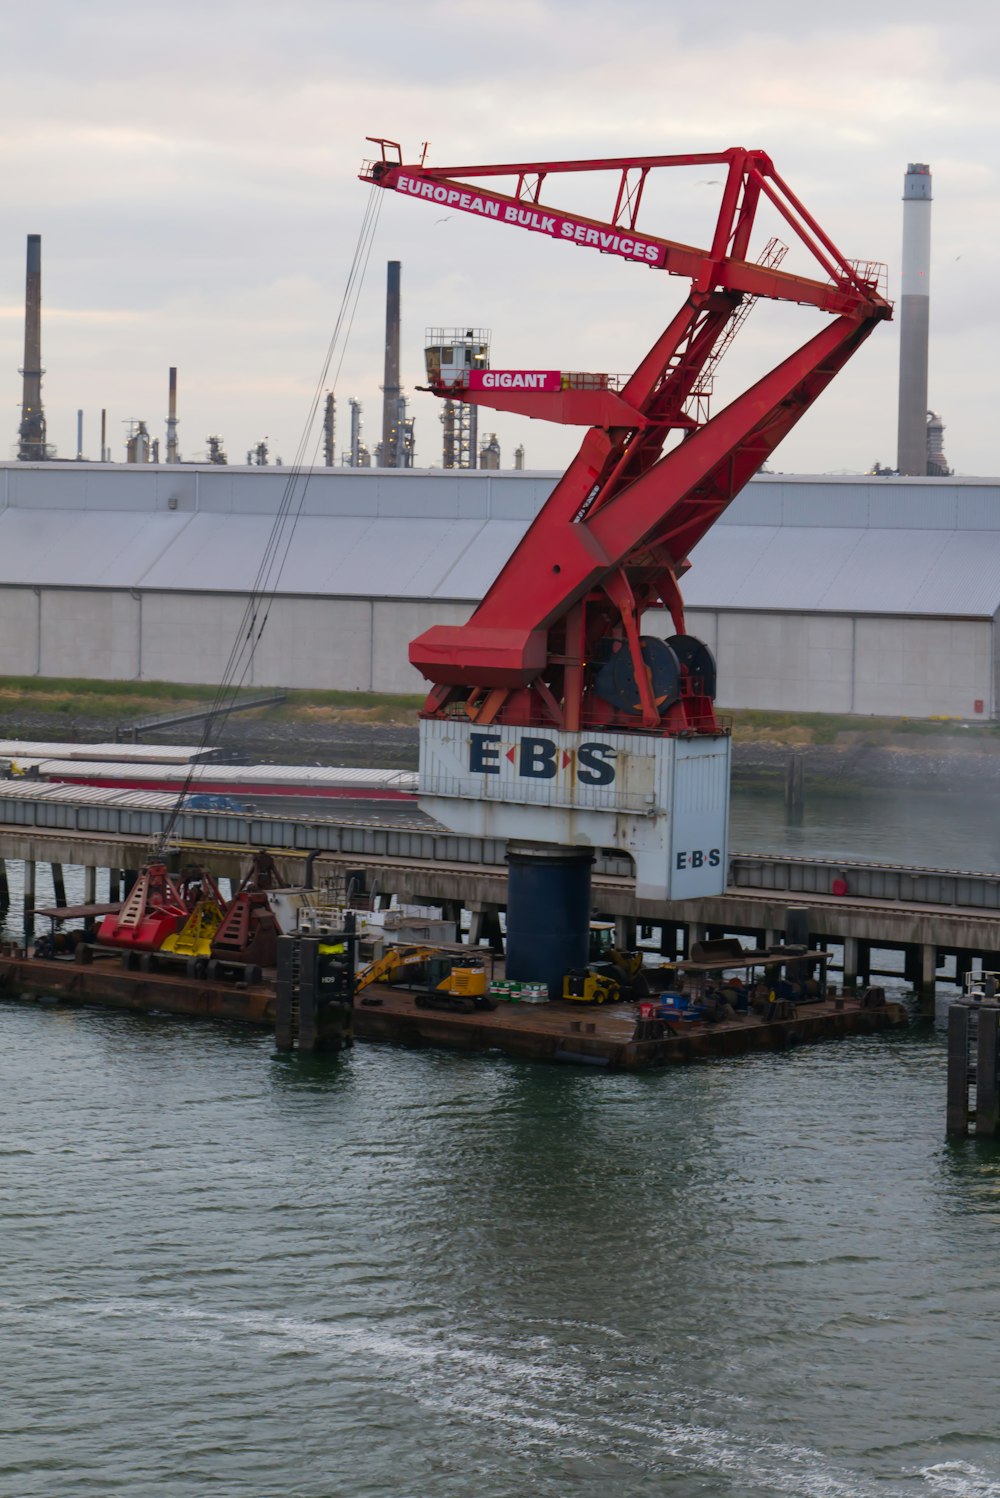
[51,862,67,909]
[0,859,8,908]
[919,943,938,1014]
[842,936,858,990]
[23,859,35,944]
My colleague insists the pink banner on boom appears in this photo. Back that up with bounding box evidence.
[393,172,667,268]
[468,370,562,393]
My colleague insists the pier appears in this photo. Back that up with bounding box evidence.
[0,784,999,1012]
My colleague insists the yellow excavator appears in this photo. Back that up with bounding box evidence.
[355,945,438,993]
[355,945,497,1014]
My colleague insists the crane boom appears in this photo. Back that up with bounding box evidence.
[360,140,890,901]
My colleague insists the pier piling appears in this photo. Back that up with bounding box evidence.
[51,863,66,909]
[947,1005,971,1137]
[919,943,938,1014]
[976,1007,1000,1138]
[842,935,858,991]
[785,753,805,820]
[23,859,35,944]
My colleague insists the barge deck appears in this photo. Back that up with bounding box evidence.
[0,956,907,1069]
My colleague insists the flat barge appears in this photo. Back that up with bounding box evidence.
[0,955,907,1069]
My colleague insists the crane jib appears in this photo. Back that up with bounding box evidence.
[392,172,666,266]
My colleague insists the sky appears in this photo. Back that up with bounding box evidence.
[0,0,997,476]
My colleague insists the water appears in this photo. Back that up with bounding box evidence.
[3,785,1000,1494]
[0,1008,998,1496]
[730,782,1000,873]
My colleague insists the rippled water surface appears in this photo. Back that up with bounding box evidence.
[2,1005,999,1496]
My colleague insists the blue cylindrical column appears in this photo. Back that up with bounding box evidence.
[505,845,594,999]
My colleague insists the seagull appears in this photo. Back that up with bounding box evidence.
[435,215,454,224]
[697,179,723,186]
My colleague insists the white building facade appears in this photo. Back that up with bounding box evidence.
[0,463,996,719]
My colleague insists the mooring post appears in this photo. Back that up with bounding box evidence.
[51,862,67,909]
[785,752,805,820]
[23,859,36,945]
[946,1004,971,1137]
[976,1006,1000,1138]
[919,943,938,1016]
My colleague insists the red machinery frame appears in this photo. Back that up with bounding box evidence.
[361,142,890,735]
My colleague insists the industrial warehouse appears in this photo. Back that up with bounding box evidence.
[0,460,994,720]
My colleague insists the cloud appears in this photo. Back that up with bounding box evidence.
[0,0,995,474]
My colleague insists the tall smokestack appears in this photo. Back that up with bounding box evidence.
[896,163,932,475]
[166,366,179,463]
[18,234,47,461]
[380,260,401,467]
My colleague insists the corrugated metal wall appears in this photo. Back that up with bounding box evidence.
[0,465,997,716]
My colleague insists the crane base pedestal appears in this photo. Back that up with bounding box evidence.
[505,843,594,1000]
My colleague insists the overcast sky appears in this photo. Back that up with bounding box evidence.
[0,0,996,476]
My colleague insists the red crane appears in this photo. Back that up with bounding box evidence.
[361,142,890,738]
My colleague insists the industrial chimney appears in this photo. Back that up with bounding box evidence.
[166,366,179,462]
[896,163,932,475]
[18,234,47,461]
[380,261,402,466]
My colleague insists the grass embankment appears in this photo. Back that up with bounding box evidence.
[0,677,424,728]
[726,708,998,749]
[0,677,995,746]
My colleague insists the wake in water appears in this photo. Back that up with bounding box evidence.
[6,1295,998,1498]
